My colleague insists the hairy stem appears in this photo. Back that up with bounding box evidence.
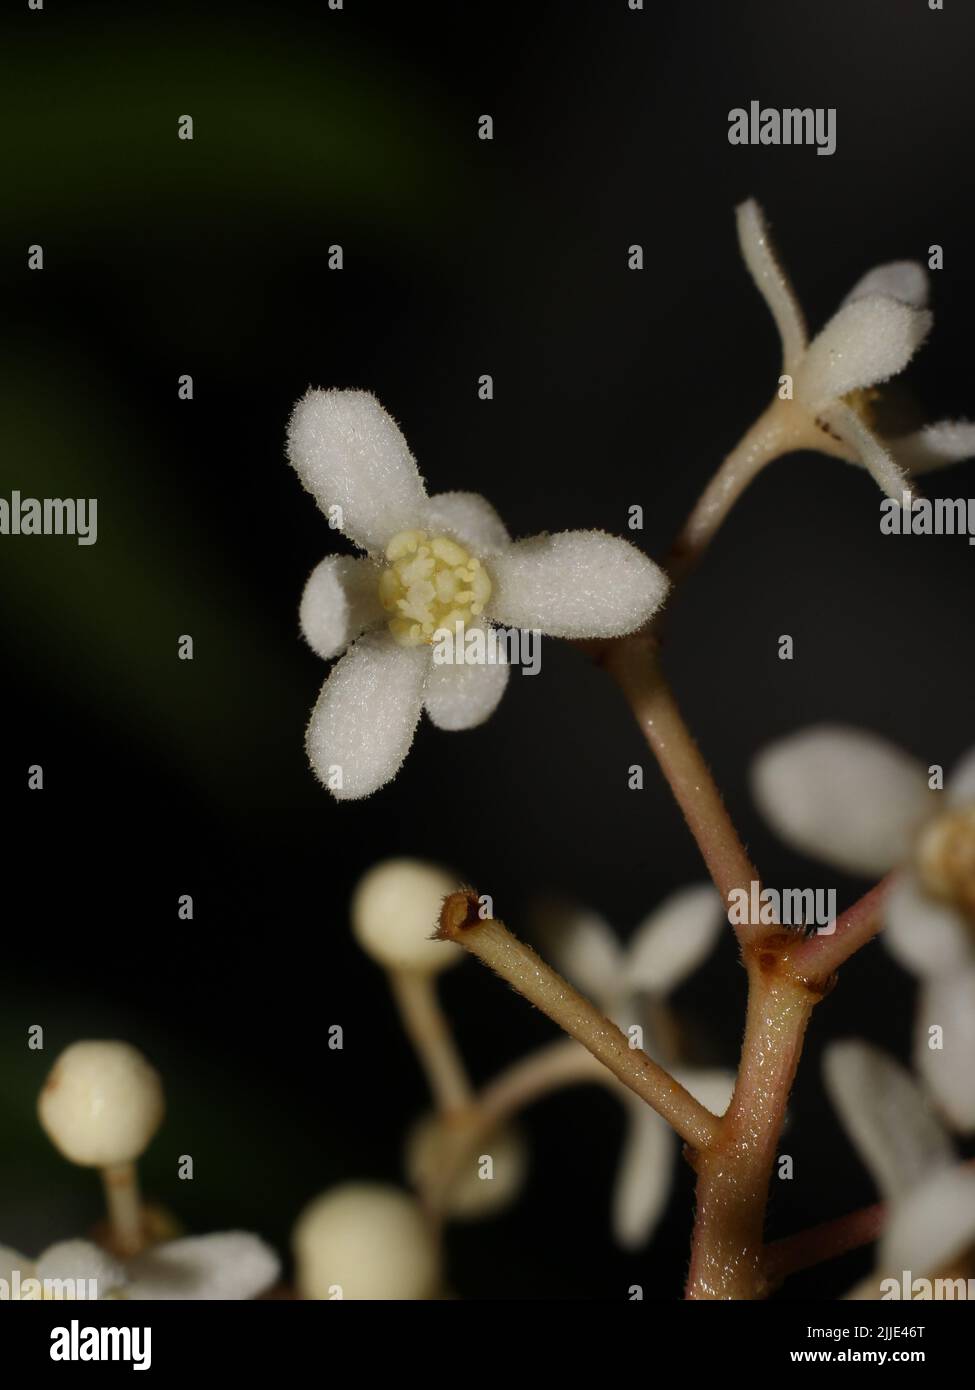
[789,877,889,983]
[765,1200,886,1284]
[437,893,720,1150]
[666,398,820,582]
[767,1156,975,1287]
[685,951,819,1299]
[605,635,760,946]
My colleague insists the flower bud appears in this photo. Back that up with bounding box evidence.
[292,1183,440,1300]
[38,1041,164,1168]
[352,858,462,974]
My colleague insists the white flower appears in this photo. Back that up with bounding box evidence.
[405,1115,528,1220]
[286,390,669,798]
[0,1232,279,1300]
[824,1040,975,1297]
[292,1183,440,1300]
[738,199,975,498]
[537,887,732,1248]
[753,727,975,1130]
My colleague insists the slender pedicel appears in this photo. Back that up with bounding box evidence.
[436,892,720,1151]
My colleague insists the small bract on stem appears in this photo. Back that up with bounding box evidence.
[351,858,471,1116]
[37,1040,164,1258]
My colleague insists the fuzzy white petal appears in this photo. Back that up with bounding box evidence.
[286,389,427,553]
[914,971,975,1133]
[535,903,623,1003]
[126,1233,280,1300]
[673,1067,736,1118]
[486,531,668,639]
[625,886,724,995]
[824,1041,955,1202]
[948,746,975,805]
[423,491,511,556]
[299,555,384,661]
[36,1240,126,1297]
[891,420,975,477]
[735,199,807,372]
[795,296,932,407]
[611,1099,674,1249]
[843,261,929,310]
[826,402,914,501]
[305,633,428,799]
[752,726,932,876]
[880,1167,975,1279]
[884,872,972,980]
[423,646,509,731]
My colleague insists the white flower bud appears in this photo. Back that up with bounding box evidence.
[292,1183,440,1300]
[406,1115,527,1219]
[38,1041,164,1168]
[352,858,462,974]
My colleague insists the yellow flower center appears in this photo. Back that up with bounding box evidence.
[916,806,975,924]
[379,530,492,648]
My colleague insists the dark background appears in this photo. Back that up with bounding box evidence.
[1,0,972,1298]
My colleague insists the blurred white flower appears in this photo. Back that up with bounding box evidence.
[286,389,669,798]
[738,199,975,498]
[405,1115,528,1220]
[824,1040,975,1297]
[292,1183,440,1300]
[753,727,975,1131]
[0,1232,279,1301]
[538,886,732,1248]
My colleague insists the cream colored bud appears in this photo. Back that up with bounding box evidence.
[38,1041,164,1167]
[352,858,462,973]
[406,1115,527,1218]
[293,1183,440,1300]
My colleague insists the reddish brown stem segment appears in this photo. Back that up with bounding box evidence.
[684,951,818,1299]
[789,877,890,982]
[766,1201,887,1284]
[604,636,761,947]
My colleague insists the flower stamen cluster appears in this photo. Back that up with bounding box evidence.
[380,530,491,646]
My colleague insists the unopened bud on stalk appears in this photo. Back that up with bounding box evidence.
[38,1040,164,1168]
[293,1182,441,1300]
[352,857,463,973]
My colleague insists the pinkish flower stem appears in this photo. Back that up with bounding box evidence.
[684,953,818,1298]
[765,1200,887,1284]
[436,892,720,1150]
[765,1155,975,1285]
[788,877,890,982]
[665,399,829,583]
[603,633,761,949]
[601,627,894,1296]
